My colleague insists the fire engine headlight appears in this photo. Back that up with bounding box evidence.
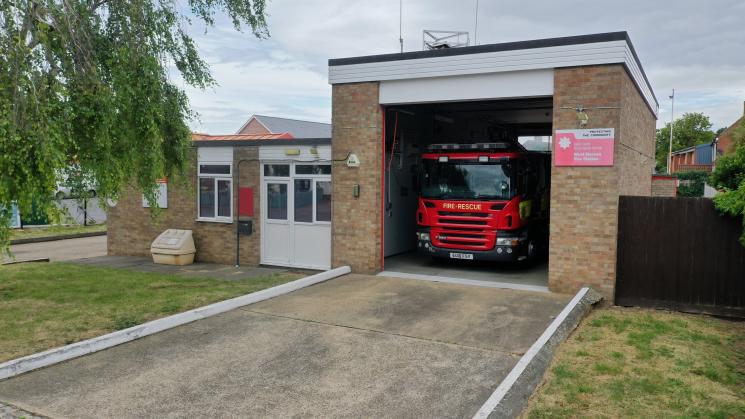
[417,232,430,241]
[496,237,521,246]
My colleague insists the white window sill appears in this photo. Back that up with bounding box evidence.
[196,218,233,224]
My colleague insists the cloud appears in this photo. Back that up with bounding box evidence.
[179,0,745,133]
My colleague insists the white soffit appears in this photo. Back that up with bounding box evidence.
[379,70,553,105]
[329,38,657,115]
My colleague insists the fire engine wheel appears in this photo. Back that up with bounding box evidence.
[526,239,537,260]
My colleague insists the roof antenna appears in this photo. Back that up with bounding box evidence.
[399,0,404,52]
[474,0,479,45]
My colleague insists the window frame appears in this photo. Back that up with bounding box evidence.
[197,161,233,223]
[290,178,331,225]
[314,179,332,223]
[261,162,332,226]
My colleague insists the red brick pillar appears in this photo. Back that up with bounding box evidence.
[549,65,655,298]
[330,82,383,273]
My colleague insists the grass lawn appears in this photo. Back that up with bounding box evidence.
[10,224,107,240]
[0,262,302,362]
[524,307,745,419]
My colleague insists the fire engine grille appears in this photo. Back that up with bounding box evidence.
[436,232,489,246]
[436,211,489,228]
[438,211,489,217]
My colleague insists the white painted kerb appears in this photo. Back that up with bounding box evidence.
[0,266,351,381]
[472,286,590,419]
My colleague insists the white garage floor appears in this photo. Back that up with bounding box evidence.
[382,251,549,290]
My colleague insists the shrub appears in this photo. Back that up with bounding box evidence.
[675,171,709,197]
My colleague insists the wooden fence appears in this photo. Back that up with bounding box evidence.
[615,196,745,318]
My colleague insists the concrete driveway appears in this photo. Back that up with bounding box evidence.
[0,274,570,418]
[4,235,107,263]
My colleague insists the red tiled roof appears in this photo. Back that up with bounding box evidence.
[191,132,294,142]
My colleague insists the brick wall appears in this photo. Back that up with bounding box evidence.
[330,82,383,273]
[651,176,677,197]
[238,119,271,135]
[549,65,656,298]
[618,71,656,196]
[107,146,261,266]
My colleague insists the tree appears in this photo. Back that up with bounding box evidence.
[710,118,745,245]
[0,0,268,250]
[655,112,715,172]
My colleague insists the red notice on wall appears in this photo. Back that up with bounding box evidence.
[239,187,253,217]
[554,128,615,166]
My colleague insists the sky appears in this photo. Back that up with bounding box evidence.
[179,0,745,134]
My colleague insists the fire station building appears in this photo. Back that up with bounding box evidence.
[108,31,657,299]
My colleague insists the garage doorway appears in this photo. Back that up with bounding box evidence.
[381,98,552,287]
[261,162,332,270]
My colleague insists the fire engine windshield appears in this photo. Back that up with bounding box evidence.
[420,159,515,200]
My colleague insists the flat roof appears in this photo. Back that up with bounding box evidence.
[193,138,331,147]
[328,31,657,114]
[330,32,633,66]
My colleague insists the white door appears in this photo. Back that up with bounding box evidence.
[261,163,331,270]
[262,180,291,266]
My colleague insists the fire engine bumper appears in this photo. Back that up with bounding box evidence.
[416,231,529,262]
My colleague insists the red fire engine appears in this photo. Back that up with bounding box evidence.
[416,142,550,262]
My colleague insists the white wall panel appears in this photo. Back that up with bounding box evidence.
[379,70,553,105]
[197,146,233,162]
[259,145,331,162]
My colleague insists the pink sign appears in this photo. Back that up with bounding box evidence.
[554,128,615,166]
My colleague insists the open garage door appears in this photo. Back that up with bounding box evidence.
[382,98,552,288]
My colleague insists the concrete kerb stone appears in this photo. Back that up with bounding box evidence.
[9,231,106,245]
[473,286,603,419]
[0,401,46,419]
[0,266,352,381]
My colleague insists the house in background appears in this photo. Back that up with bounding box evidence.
[713,101,744,157]
[236,115,331,138]
[670,143,715,173]
[669,100,744,174]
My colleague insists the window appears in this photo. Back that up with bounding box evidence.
[295,164,331,175]
[267,183,288,220]
[262,163,330,224]
[199,164,231,175]
[264,164,290,177]
[294,179,313,222]
[421,159,515,200]
[198,163,232,222]
[199,178,215,218]
[316,181,331,222]
[217,180,231,217]
[293,179,331,224]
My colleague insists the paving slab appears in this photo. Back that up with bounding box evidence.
[249,274,567,354]
[0,274,571,418]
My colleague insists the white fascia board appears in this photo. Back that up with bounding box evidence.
[329,40,657,116]
[329,42,628,83]
[622,44,657,116]
[379,69,553,105]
